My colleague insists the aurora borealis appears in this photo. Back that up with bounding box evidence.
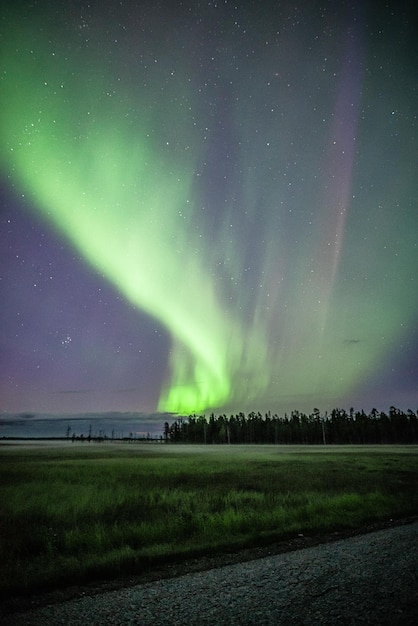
[1,0,417,419]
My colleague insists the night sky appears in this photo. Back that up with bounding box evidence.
[1,0,417,420]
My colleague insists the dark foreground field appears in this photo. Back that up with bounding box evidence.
[5,521,418,625]
[1,442,417,598]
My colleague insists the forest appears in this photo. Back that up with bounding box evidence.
[164,406,418,445]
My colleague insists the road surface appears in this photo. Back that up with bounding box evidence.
[4,521,418,625]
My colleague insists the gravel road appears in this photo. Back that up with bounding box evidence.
[4,521,418,625]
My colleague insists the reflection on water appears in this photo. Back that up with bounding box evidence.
[0,412,170,440]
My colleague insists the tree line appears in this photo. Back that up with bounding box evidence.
[164,406,418,445]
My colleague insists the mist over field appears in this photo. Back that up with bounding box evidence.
[1,442,417,597]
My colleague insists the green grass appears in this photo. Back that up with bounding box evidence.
[0,443,417,596]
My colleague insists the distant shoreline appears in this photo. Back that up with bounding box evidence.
[0,436,164,446]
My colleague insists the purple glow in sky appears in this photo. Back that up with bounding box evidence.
[1,0,417,421]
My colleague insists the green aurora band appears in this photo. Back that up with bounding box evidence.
[1,7,417,414]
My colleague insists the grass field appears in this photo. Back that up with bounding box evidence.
[1,442,417,597]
